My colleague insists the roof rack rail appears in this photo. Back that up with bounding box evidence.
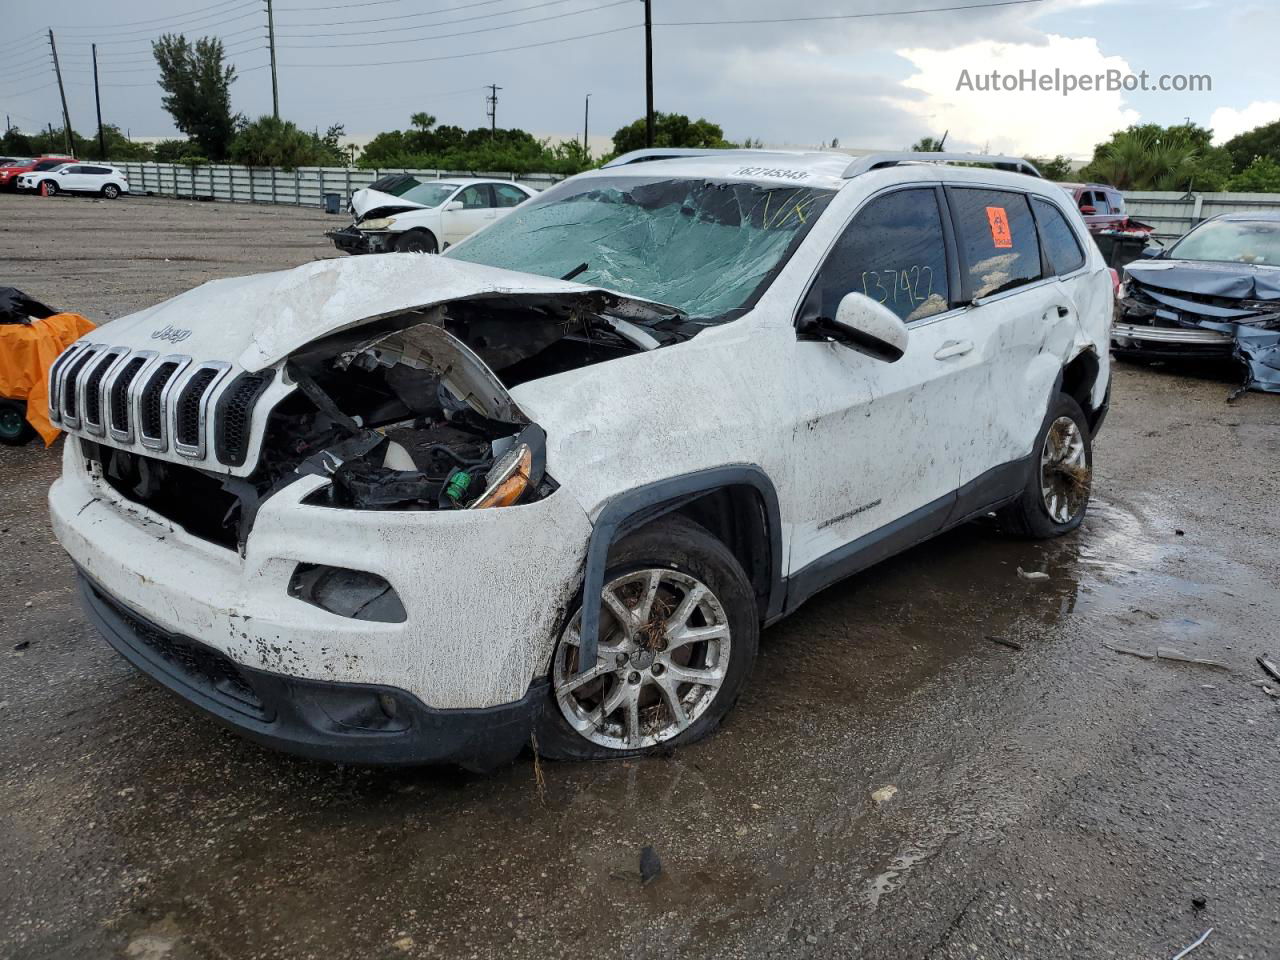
[843,152,1042,179]
[601,147,807,169]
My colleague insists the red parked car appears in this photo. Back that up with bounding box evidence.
[1059,181,1156,269]
[0,155,76,192]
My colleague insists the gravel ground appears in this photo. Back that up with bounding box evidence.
[2,193,1279,960]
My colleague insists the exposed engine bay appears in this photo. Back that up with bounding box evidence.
[80,296,681,551]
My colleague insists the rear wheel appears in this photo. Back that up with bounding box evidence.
[40,179,57,197]
[998,392,1093,538]
[536,515,759,760]
[102,183,120,199]
[394,230,437,254]
[0,399,36,446]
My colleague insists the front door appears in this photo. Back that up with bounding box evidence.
[784,185,987,581]
[442,184,498,245]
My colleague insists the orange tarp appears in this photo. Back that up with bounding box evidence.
[0,313,96,446]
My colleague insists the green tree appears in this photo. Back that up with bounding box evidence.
[1024,155,1074,180]
[357,113,593,175]
[152,34,238,161]
[611,113,732,155]
[229,116,347,169]
[909,136,946,152]
[1222,118,1280,173]
[1225,155,1280,192]
[1079,123,1231,191]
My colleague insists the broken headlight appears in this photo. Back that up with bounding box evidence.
[359,217,396,231]
[469,442,533,510]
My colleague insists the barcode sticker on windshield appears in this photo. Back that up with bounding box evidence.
[986,206,1013,249]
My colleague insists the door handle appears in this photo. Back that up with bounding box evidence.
[934,339,974,360]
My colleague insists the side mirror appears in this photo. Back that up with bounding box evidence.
[1139,244,1165,259]
[445,200,464,212]
[803,293,909,363]
[1079,204,1096,215]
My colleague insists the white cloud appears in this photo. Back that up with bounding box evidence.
[1209,101,1280,144]
[894,35,1141,158]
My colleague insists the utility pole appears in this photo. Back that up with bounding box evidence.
[92,44,106,161]
[48,30,74,156]
[643,0,654,147]
[265,0,279,119]
[583,93,591,160]
[486,84,502,138]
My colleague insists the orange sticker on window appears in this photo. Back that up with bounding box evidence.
[986,206,1013,249]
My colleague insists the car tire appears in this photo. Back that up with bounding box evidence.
[395,230,438,254]
[102,184,120,199]
[0,399,36,446]
[535,515,759,761]
[40,180,57,197]
[998,392,1093,539]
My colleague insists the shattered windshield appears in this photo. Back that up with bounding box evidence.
[1171,220,1280,265]
[399,182,460,208]
[446,176,835,321]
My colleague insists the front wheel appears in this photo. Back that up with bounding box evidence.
[0,399,36,446]
[998,392,1093,538]
[394,230,437,254]
[40,180,57,197]
[536,516,759,760]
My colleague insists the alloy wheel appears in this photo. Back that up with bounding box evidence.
[553,568,732,750]
[1040,415,1089,523]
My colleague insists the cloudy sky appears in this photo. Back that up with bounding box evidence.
[1,0,1277,159]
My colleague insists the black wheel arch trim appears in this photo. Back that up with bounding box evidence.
[575,465,785,675]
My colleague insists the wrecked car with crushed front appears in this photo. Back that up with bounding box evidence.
[1114,211,1280,394]
[49,149,1113,769]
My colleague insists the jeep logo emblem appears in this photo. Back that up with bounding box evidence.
[151,324,192,344]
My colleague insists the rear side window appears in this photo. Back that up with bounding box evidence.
[1032,197,1086,275]
[809,187,951,323]
[85,166,111,175]
[949,188,1042,299]
[493,184,527,208]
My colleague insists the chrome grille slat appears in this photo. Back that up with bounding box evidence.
[59,344,106,430]
[137,356,191,452]
[103,351,156,445]
[172,362,231,459]
[79,347,128,436]
[47,341,88,425]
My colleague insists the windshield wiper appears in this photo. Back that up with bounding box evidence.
[560,262,589,282]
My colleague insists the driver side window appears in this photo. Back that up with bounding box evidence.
[809,188,952,323]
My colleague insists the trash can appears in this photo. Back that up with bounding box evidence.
[323,192,342,215]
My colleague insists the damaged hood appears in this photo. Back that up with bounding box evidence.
[95,255,683,372]
[350,187,430,220]
[1126,259,1280,304]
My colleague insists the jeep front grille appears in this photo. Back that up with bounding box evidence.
[53,343,260,467]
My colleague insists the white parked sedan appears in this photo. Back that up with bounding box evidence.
[328,176,537,255]
[17,162,129,198]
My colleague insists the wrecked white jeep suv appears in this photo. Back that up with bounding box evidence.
[49,150,1112,767]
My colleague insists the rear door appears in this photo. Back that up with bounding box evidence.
[943,186,1077,504]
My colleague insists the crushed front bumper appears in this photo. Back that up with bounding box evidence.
[79,571,545,767]
[1111,320,1235,359]
[326,225,371,255]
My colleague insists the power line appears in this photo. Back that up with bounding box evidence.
[272,0,553,30]
[276,0,631,49]
[277,0,401,8]
[275,0,576,39]
[53,0,259,36]
[656,0,1043,27]
[49,0,250,31]
[93,22,265,48]
[281,22,635,67]
[85,9,263,45]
